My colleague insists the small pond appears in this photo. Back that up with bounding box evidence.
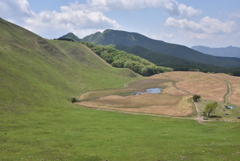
[135,88,162,95]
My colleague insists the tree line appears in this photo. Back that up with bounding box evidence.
[81,42,173,76]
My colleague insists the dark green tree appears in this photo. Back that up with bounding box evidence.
[193,95,201,102]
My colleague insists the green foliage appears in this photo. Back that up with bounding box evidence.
[81,42,172,76]
[70,97,77,103]
[231,70,240,76]
[204,102,218,118]
[193,95,201,102]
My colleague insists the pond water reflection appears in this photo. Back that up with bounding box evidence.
[135,88,162,95]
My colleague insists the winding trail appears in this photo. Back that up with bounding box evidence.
[214,76,232,106]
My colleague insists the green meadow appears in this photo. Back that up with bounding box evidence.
[1,107,240,161]
[1,18,240,160]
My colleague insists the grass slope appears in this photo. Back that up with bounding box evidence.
[0,18,139,112]
[1,19,240,160]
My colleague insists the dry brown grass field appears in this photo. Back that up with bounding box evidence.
[211,73,240,106]
[161,71,227,102]
[77,77,193,116]
[76,71,240,119]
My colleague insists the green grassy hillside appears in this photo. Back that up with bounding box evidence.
[0,18,139,112]
[1,18,240,160]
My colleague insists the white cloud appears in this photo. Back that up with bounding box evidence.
[0,0,34,22]
[0,0,121,38]
[178,4,201,18]
[26,8,120,30]
[165,16,236,34]
[87,0,201,18]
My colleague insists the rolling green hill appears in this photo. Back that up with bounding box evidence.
[82,29,240,68]
[0,18,139,112]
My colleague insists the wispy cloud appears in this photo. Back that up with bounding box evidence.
[230,11,240,18]
[165,16,236,34]
[87,0,201,18]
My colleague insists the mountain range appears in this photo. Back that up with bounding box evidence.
[79,29,240,68]
[191,46,240,58]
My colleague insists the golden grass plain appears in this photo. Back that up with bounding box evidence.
[77,78,194,116]
[212,73,240,106]
[76,71,240,116]
[162,72,227,102]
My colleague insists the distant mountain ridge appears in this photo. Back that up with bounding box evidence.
[82,29,240,68]
[191,46,240,58]
[58,32,82,42]
[114,45,229,73]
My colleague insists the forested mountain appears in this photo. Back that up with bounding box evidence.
[114,45,230,73]
[192,46,240,58]
[82,29,240,68]
[58,32,82,42]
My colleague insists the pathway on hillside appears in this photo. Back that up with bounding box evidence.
[192,100,205,124]
[162,73,205,124]
[214,76,232,106]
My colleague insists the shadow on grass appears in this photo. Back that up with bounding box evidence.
[209,115,222,118]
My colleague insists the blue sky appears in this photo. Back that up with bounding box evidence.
[1,0,240,47]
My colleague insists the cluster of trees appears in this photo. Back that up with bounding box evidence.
[81,42,173,76]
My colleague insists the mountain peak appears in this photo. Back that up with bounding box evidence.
[58,32,81,42]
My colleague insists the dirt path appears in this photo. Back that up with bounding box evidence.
[192,100,205,124]
[214,76,232,106]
